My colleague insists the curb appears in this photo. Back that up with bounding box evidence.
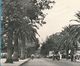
[19,58,31,66]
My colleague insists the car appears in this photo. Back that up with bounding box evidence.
[48,51,54,58]
[74,51,80,61]
[62,52,66,58]
[52,53,60,60]
[1,52,7,58]
[36,55,40,58]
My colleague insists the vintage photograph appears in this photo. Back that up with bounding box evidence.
[0,0,80,66]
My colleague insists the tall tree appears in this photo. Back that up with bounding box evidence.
[3,0,55,63]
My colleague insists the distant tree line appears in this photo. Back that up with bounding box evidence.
[41,11,80,59]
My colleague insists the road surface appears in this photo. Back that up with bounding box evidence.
[21,58,80,66]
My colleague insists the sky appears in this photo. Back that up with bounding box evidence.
[37,0,80,43]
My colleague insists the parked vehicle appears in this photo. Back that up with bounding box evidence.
[62,52,71,59]
[52,53,60,61]
[74,51,80,61]
[1,52,7,58]
[48,51,54,58]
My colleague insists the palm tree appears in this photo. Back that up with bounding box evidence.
[3,0,55,63]
[12,0,55,60]
[60,25,80,60]
[3,0,14,63]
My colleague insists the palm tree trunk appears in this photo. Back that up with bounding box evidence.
[5,32,13,63]
[20,47,25,59]
[5,48,13,63]
[20,37,25,59]
[12,32,19,61]
[66,49,69,59]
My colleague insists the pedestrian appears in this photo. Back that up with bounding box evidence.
[31,54,35,60]
[70,48,74,62]
[58,51,62,60]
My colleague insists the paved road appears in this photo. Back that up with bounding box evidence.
[21,58,80,66]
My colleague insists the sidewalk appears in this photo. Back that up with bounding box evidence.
[44,58,80,63]
[1,58,30,66]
